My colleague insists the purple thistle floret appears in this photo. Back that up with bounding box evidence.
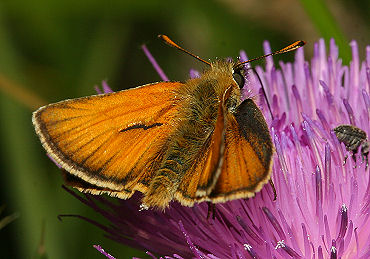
[94,245,116,259]
[70,40,369,258]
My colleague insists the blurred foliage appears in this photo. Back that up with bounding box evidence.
[0,0,368,258]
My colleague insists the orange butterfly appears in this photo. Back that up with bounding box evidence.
[32,35,305,210]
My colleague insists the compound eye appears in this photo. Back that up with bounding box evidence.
[232,71,245,89]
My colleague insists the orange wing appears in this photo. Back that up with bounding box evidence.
[209,99,273,202]
[33,82,183,198]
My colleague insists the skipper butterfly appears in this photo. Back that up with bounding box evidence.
[32,35,305,210]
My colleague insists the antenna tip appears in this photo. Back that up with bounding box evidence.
[298,40,306,47]
[158,34,178,48]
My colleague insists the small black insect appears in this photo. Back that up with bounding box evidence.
[334,125,369,170]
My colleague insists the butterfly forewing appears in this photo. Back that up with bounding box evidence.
[33,82,183,195]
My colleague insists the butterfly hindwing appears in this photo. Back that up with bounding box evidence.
[33,82,183,197]
[209,98,273,202]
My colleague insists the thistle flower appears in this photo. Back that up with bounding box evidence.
[69,39,369,258]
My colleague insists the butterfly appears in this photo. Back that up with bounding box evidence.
[32,35,305,210]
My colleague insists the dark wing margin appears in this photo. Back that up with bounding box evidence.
[208,98,273,202]
[234,99,273,171]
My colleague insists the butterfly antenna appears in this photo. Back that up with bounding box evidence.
[236,40,305,119]
[234,40,305,69]
[159,35,211,66]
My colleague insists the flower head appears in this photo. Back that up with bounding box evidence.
[71,39,369,258]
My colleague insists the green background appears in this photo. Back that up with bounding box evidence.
[0,0,368,258]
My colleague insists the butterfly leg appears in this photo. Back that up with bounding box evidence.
[269,179,277,201]
[207,202,216,220]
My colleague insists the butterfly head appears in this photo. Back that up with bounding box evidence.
[191,60,244,112]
